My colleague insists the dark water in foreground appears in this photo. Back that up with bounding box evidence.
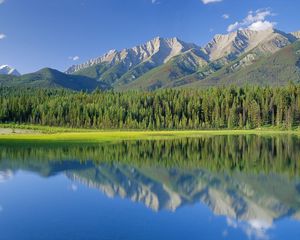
[0,135,300,240]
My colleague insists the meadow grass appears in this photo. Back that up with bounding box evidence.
[0,123,300,143]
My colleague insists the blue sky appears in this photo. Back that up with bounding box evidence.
[0,0,300,73]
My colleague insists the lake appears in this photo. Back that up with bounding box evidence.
[0,135,300,240]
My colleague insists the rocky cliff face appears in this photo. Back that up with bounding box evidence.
[63,28,300,90]
[204,28,296,61]
[66,37,199,74]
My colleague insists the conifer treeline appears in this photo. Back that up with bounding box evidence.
[1,86,300,129]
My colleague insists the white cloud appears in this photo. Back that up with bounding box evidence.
[222,14,230,19]
[202,0,223,4]
[0,33,6,40]
[0,0,5,5]
[69,56,80,61]
[227,22,239,32]
[227,8,276,32]
[151,0,160,4]
[248,20,275,31]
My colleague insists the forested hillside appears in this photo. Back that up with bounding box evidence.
[0,68,110,91]
[1,86,299,129]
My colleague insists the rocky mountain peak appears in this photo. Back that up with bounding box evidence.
[0,65,21,76]
[63,28,300,90]
[204,28,294,61]
[66,37,198,74]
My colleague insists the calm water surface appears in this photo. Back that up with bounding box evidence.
[0,135,300,240]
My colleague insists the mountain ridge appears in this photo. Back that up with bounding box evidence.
[204,28,297,61]
[184,40,300,88]
[65,37,202,87]
[65,27,300,91]
[66,37,199,72]
[1,27,300,91]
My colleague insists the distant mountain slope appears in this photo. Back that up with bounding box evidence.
[3,27,300,91]
[0,68,110,91]
[114,28,300,90]
[66,37,202,86]
[204,28,296,61]
[0,65,21,76]
[185,40,300,87]
[67,37,199,74]
[116,48,212,91]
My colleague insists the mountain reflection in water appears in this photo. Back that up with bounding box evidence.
[0,135,300,240]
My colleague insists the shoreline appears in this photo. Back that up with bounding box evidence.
[0,125,299,142]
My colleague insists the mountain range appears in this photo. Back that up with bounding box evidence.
[1,27,300,91]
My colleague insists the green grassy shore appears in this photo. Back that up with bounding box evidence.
[0,124,300,143]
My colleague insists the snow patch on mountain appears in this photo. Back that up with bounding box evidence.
[0,65,21,76]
